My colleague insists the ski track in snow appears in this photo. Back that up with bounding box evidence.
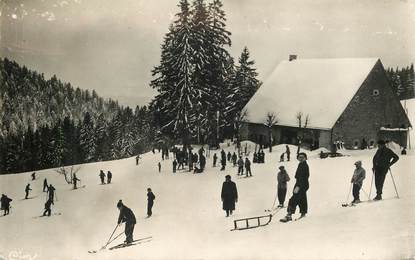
[0,140,414,260]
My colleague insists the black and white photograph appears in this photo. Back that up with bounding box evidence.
[0,0,414,259]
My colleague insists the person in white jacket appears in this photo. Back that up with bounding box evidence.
[351,160,366,204]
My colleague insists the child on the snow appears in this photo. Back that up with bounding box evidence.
[350,160,366,204]
[280,153,285,162]
[277,166,290,208]
[25,183,32,199]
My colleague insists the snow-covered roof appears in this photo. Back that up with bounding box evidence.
[244,58,380,129]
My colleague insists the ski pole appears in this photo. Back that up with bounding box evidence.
[271,189,278,210]
[55,192,59,202]
[102,224,119,249]
[345,182,352,204]
[368,169,374,199]
[361,187,370,200]
[389,169,400,199]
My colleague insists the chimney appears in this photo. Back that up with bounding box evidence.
[289,55,297,61]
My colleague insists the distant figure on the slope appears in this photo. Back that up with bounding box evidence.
[245,157,252,177]
[277,166,290,208]
[227,151,232,162]
[43,178,48,192]
[107,171,112,184]
[136,154,141,165]
[259,150,265,163]
[72,173,80,189]
[1,194,12,216]
[117,200,136,244]
[25,183,32,199]
[43,198,53,217]
[220,149,226,171]
[221,175,238,217]
[147,188,156,218]
[158,162,161,173]
[280,152,310,222]
[232,152,237,167]
[253,152,258,163]
[401,147,407,155]
[350,161,366,204]
[199,154,206,171]
[173,159,177,173]
[279,152,285,162]
[286,145,291,161]
[237,157,244,176]
[47,185,56,202]
[99,170,106,185]
[372,140,399,201]
[213,153,218,167]
[31,172,36,181]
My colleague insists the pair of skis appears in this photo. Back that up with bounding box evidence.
[88,236,153,253]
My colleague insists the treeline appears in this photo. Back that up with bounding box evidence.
[150,0,261,146]
[386,64,415,100]
[0,58,156,174]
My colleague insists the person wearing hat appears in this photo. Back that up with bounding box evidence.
[277,166,290,208]
[372,140,399,200]
[221,175,238,217]
[350,161,366,204]
[116,200,137,244]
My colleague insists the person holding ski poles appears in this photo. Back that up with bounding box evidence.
[350,160,366,204]
[72,173,81,189]
[117,200,136,244]
[372,140,399,201]
[25,183,32,199]
[277,166,290,208]
[47,184,56,202]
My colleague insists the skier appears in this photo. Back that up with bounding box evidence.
[220,149,226,171]
[72,173,80,189]
[31,172,36,181]
[221,175,238,217]
[147,188,156,218]
[43,198,53,217]
[277,166,290,208]
[280,152,310,222]
[25,183,32,199]
[158,162,161,173]
[372,140,399,200]
[279,152,285,162]
[232,152,237,167]
[237,157,244,175]
[99,170,106,184]
[43,178,48,192]
[213,153,218,167]
[117,200,137,244]
[173,159,177,173]
[245,157,252,177]
[48,184,56,202]
[350,161,366,204]
[227,152,232,162]
[136,154,141,165]
[286,145,291,161]
[0,194,12,216]
[107,171,113,184]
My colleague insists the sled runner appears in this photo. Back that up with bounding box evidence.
[231,214,273,231]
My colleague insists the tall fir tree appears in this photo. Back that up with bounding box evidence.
[79,112,96,162]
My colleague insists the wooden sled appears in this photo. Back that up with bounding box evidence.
[231,214,273,231]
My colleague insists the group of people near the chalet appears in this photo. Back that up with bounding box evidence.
[253,149,266,163]
[99,170,113,184]
[170,146,207,173]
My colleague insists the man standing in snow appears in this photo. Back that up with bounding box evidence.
[43,198,53,217]
[158,162,161,173]
[237,157,244,176]
[245,157,252,177]
[280,152,310,222]
[220,149,227,171]
[72,174,80,189]
[25,183,32,199]
[147,188,156,217]
[107,171,113,184]
[221,175,238,217]
[213,153,218,167]
[173,159,177,173]
[232,152,237,166]
[286,145,291,161]
[277,166,290,208]
[372,140,399,200]
[43,178,48,192]
[1,194,12,216]
[117,200,136,244]
[99,170,106,184]
[350,161,366,204]
[47,184,56,202]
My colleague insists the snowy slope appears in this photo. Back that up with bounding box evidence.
[1,141,414,260]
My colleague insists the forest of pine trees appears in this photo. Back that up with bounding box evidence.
[0,58,156,174]
[386,64,415,100]
[150,0,261,147]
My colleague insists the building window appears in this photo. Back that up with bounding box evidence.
[372,89,380,96]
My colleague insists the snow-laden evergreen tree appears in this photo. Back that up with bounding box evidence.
[94,113,110,161]
[79,112,96,162]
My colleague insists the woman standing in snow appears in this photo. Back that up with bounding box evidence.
[221,175,238,217]
[277,166,290,208]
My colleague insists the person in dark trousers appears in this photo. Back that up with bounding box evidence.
[232,152,237,167]
[72,174,80,189]
[277,166,290,207]
[372,140,399,200]
[213,153,218,167]
[1,194,12,216]
[31,172,36,181]
[25,183,32,199]
[286,145,291,161]
[99,170,106,184]
[147,188,156,217]
[227,152,232,162]
[136,154,141,165]
[43,178,48,192]
[199,154,206,171]
[107,171,112,184]
[173,159,177,173]
[280,152,310,222]
[221,175,238,217]
[253,152,258,163]
[47,185,56,202]
[220,149,226,171]
[401,147,407,155]
[117,200,137,244]
[279,153,285,162]
[237,157,244,176]
[245,157,252,177]
[350,160,366,204]
[158,162,161,173]
[43,198,53,216]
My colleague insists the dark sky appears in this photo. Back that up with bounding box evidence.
[1,0,415,107]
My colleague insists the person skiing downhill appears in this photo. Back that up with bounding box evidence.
[25,183,32,199]
[277,166,290,208]
[147,188,156,218]
[99,170,106,184]
[280,152,310,222]
[31,172,36,181]
[43,198,53,217]
[350,160,366,204]
[72,174,80,189]
[221,175,238,217]
[43,178,48,192]
[0,194,12,216]
[117,200,136,244]
[372,140,399,200]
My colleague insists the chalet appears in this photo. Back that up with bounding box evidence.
[241,57,412,150]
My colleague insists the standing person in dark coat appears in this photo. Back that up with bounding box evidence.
[372,140,399,200]
[31,172,36,181]
[245,157,252,177]
[199,154,206,171]
[158,162,161,173]
[277,166,290,207]
[107,171,112,184]
[237,157,244,176]
[173,159,177,173]
[227,152,232,162]
[220,149,226,171]
[25,184,32,199]
[43,178,48,192]
[232,152,237,166]
[221,175,238,217]
[117,200,137,244]
[280,152,310,222]
[147,188,156,218]
[47,185,56,202]
[286,145,291,161]
[1,194,12,216]
[253,152,258,163]
[72,174,80,189]
[213,153,218,167]
[99,170,106,184]
[43,198,53,216]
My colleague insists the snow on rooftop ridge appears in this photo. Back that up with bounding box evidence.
[244,57,380,129]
